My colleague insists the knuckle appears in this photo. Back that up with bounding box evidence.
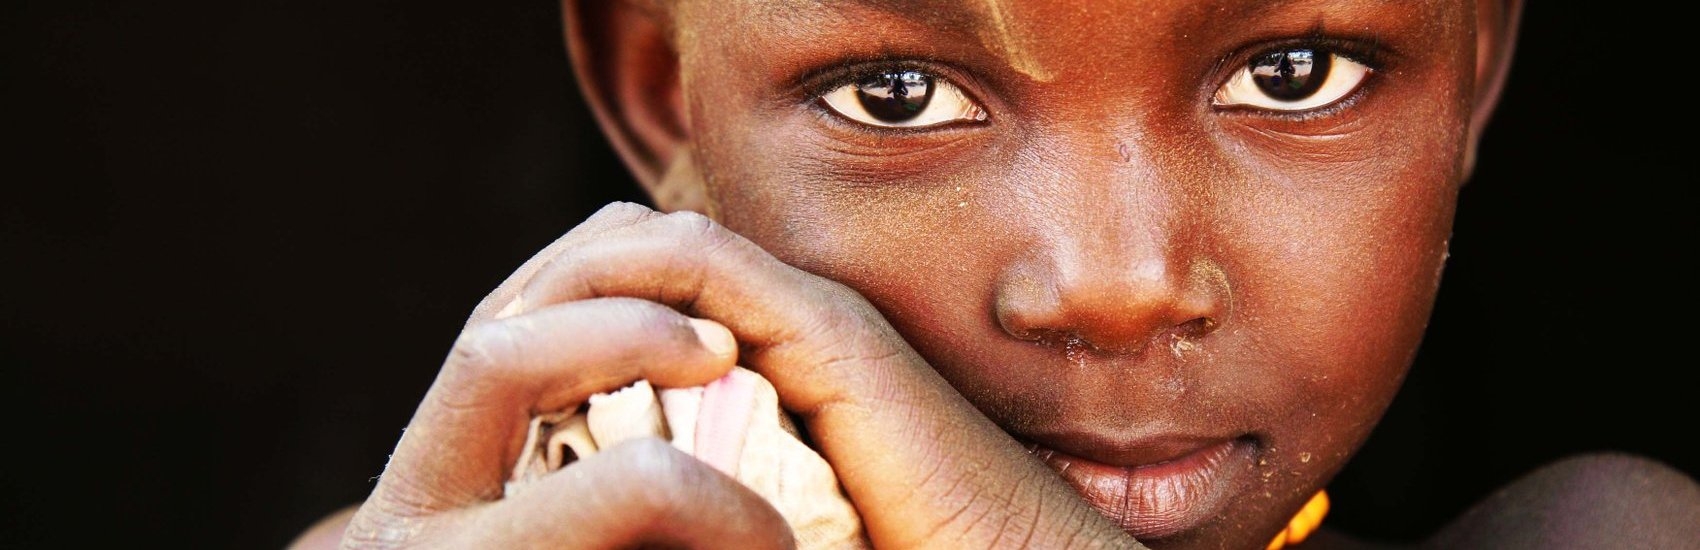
[660,209,715,232]
[441,321,526,393]
[762,272,876,340]
[448,322,512,374]
[811,276,879,314]
[469,290,506,321]
[587,201,659,225]
[658,210,738,253]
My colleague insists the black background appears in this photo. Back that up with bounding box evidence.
[3,2,1693,548]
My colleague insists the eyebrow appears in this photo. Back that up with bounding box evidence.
[768,0,1411,81]
[799,0,1399,25]
[788,0,998,28]
[784,0,1057,81]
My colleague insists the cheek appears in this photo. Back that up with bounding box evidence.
[702,144,1008,329]
[692,116,1041,412]
[683,75,1010,320]
[1221,123,1464,474]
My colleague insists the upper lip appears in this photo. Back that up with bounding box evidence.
[1014,427,1243,468]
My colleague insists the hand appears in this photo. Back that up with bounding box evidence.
[338,240,795,547]
[447,202,1143,549]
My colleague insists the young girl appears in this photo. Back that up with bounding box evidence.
[297,0,1700,548]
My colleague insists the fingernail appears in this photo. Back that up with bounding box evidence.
[495,296,525,319]
[688,318,737,358]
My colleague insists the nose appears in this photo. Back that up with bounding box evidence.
[994,227,1226,357]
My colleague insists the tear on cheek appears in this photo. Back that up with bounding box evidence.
[504,367,868,549]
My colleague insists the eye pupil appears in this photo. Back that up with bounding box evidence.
[1250,49,1330,101]
[856,71,934,123]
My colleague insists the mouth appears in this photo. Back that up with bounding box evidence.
[1019,433,1258,540]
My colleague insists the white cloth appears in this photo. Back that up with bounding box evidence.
[506,367,868,549]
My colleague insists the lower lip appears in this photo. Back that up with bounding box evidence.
[1029,438,1254,540]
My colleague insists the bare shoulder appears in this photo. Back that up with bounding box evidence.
[286,504,360,550]
[1422,452,1700,550]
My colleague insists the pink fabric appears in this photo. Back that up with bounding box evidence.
[694,369,758,476]
[505,368,868,549]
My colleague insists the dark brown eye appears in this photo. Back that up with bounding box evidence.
[1250,49,1330,101]
[855,71,935,123]
[1213,47,1371,112]
[820,68,985,129]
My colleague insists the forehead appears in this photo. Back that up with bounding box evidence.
[691,0,1453,33]
[679,0,1463,83]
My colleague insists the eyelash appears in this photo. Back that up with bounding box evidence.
[801,58,946,100]
[794,35,1391,130]
[798,58,991,135]
[1211,35,1390,121]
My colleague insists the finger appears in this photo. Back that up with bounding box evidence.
[365,297,738,517]
[456,438,796,550]
[514,210,879,412]
[466,201,666,325]
[506,211,1130,546]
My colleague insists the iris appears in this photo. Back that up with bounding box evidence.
[854,70,935,123]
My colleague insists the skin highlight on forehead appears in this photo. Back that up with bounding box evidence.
[968,0,1056,82]
[722,0,1445,87]
[751,0,1056,82]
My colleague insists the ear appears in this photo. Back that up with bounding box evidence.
[1463,0,1524,178]
[562,0,706,212]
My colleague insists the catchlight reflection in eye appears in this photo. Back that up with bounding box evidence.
[821,70,987,128]
[1213,49,1372,112]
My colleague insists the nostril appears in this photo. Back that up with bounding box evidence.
[1175,317,1219,339]
[1005,326,1044,342]
[995,255,1227,358]
[1008,326,1069,346]
[1164,318,1219,359]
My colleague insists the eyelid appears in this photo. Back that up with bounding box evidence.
[1213,52,1373,111]
[798,58,951,100]
[1209,37,1389,117]
[819,76,987,129]
[799,59,991,130]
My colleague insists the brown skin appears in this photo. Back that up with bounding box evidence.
[656,3,1473,547]
[576,0,1515,547]
[303,1,1530,549]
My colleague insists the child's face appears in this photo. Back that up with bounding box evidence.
[638,0,1482,547]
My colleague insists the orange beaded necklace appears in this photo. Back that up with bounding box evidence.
[1265,491,1330,550]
